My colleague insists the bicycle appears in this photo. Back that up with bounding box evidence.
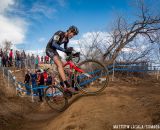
[44,50,109,112]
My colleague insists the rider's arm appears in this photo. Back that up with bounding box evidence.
[51,35,66,52]
[64,43,68,50]
[52,42,66,52]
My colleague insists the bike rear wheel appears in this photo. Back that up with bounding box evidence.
[76,59,109,94]
[44,85,68,112]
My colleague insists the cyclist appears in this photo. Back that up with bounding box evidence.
[46,25,79,94]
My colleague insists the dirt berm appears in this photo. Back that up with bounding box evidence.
[0,71,160,130]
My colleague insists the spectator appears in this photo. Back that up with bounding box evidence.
[38,55,40,63]
[45,55,49,64]
[30,70,37,94]
[46,73,52,85]
[0,48,3,57]
[31,54,35,69]
[9,49,13,67]
[37,70,44,102]
[44,55,47,64]
[46,55,49,64]
[2,51,8,67]
[43,69,48,83]
[41,56,44,64]
[15,51,21,69]
[27,54,31,68]
[24,70,31,94]
[21,50,26,69]
[35,55,39,69]
[0,55,2,67]
[0,49,3,67]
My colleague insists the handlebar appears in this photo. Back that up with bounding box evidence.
[66,50,80,63]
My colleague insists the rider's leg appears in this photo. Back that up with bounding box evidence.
[53,55,78,94]
[53,55,70,87]
[46,48,68,85]
[53,56,66,80]
[46,48,77,94]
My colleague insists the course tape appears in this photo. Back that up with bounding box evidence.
[16,82,48,96]
[15,66,153,94]
[0,65,157,97]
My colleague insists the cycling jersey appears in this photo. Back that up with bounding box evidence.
[46,31,69,51]
[46,31,69,58]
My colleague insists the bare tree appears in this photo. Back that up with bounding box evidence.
[77,0,160,66]
[116,37,154,63]
[78,32,106,60]
[3,40,12,52]
[103,0,160,65]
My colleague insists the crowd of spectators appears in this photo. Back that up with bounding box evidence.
[0,48,56,102]
[0,48,52,69]
[24,69,53,102]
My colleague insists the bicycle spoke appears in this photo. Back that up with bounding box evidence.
[44,86,68,112]
[76,60,109,94]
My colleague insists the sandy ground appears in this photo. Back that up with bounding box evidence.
[0,70,160,130]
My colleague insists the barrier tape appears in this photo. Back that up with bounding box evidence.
[0,64,159,97]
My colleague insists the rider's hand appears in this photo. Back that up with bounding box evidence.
[65,47,73,55]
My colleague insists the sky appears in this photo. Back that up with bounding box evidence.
[0,0,159,57]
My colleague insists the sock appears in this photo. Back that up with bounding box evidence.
[60,81,64,87]
[64,80,71,88]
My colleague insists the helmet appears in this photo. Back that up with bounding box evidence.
[68,25,79,35]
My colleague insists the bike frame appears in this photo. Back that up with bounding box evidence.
[63,61,84,73]
[62,53,94,86]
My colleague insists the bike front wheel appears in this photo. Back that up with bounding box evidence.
[44,85,68,112]
[76,59,109,94]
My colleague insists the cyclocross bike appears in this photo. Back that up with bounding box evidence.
[44,50,109,112]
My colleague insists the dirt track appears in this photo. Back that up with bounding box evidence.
[0,72,160,130]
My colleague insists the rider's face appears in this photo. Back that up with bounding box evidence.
[67,32,75,39]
